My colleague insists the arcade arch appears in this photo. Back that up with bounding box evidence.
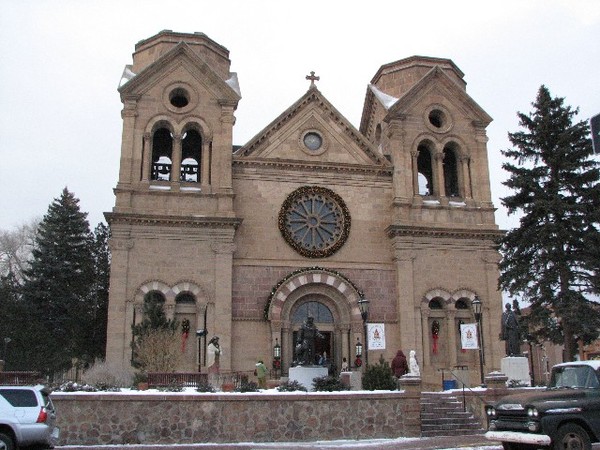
[266,268,365,373]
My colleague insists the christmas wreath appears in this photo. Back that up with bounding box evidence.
[181,319,190,352]
[432,320,440,354]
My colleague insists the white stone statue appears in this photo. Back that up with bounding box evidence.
[409,350,420,376]
[207,336,221,374]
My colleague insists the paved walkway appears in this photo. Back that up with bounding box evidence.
[58,434,502,449]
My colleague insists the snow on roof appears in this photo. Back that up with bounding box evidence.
[226,72,241,97]
[369,84,398,110]
[118,65,136,88]
[555,360,600,370]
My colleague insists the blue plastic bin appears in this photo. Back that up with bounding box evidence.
[443,379,457,390]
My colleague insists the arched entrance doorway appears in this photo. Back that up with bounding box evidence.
[265,267,365,375]
[292,299,334,367]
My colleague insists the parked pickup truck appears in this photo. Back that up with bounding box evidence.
[0,385,59,450]
[485,360,600,450]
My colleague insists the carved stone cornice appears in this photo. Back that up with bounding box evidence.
[233,158,393,177]
[210,242,236,254]
[386,224,504,240]
[105,212,242,229]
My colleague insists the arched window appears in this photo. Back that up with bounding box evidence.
[428,298,444,309]
[181,129,202,183]
[417,143,434,196]
[151,128,173,181]
[141,290,167,325]
[455,298,469,309]
[144,290,166,305]
[443,143,460,197]
[292,301,334,324]
[175,292,196,304]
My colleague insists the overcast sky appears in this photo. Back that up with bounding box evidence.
[1,0,599,232]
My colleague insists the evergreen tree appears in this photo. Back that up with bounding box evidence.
[499,86,600,360]
[0,272,27,370]
[131,292,179,371]
[87,223,110,362]
[22,188,96,375]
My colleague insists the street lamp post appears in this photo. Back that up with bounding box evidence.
[273,338,281,376]
[355,337,363,368]
[3,337,11,362]
[472,296,486,387]
[357,298,370,366]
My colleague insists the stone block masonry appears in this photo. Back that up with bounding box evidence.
[51,391,419,445]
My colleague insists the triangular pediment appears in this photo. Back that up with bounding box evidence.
[386,66,491,125]
[119,42,240,104]
[235,88,389,169]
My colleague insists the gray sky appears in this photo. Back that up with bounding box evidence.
[1,0,599,231]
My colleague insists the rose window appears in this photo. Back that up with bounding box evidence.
[279,186,350,258]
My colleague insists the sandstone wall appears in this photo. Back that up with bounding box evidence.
[51,391,419,445]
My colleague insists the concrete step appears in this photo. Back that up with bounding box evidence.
[419,393,484,437]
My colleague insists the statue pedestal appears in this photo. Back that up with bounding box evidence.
[501,356,530,386]
[289,366,328,391]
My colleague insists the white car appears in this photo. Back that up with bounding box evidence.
[0,385,59,450]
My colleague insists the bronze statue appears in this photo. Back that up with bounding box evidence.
[501,303,521,356]
[294,316,324,366]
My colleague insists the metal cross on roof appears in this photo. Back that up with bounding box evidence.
[306,71,320,87]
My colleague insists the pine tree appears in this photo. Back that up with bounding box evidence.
[0,272,25,369]
[87,223,110,362]
[499,86,600,360]
[131,293,179,371]
[22,188,96,375]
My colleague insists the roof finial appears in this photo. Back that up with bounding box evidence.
[306,71,320,87]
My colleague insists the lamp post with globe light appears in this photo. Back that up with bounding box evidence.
[357,298,370,366]
[472,296,486,387]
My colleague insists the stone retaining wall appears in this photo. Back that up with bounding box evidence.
[51,391,420,445]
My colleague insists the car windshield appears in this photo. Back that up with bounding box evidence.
[550,365,600,389]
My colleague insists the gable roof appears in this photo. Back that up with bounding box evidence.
[385,65,492,125]
[235,86,389,167]
[118,41,241,104]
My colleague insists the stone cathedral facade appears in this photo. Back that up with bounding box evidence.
[105,30,505,388]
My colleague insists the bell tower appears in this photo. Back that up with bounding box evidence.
[105,31,241,370]
[359,56,504,375]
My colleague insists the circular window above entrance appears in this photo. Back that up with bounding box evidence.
[279,186,351,258]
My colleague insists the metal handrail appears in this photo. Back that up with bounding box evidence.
[440,367,489,411]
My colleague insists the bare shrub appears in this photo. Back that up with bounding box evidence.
[136,328,182,372]
[82,359,134,388]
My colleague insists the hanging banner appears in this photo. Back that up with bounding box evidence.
[367,323,386,350]
[461,323,479,350]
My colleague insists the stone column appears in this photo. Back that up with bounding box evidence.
[434,151,445,197]
[201,140,210,188]
[411,150,419,196]
[171,134,182,186]
[392,248,418,354]
[399,375,422,437]
[118,95,139,185]
[460,155,471,199]
[105,236,134,369]
[141,133,152,182]
[211,242,235,372]
[446,310,457,368]
[421,310,431,368]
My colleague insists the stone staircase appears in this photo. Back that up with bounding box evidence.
[420,392,485,437]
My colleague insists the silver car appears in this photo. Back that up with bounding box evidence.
[0,385,59,450]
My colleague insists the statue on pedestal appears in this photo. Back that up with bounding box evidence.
[294,316,324,366]
[501,303,521,356]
